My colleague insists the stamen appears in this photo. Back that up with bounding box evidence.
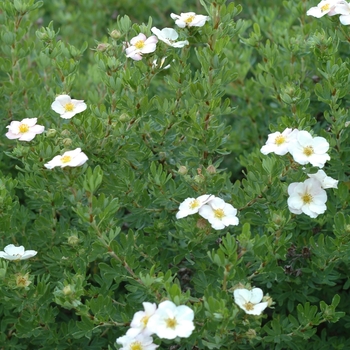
[64,102,74,112]
[244,302,254,311]
[213,208,225,219]
[275,135,286,146]
[189,199,200,209]
[165,317,177,329]
[130,342,142,350]
[19,124,29,133]
[185,15,195,23]
[302,193,313,204]
[320,4,330,12]
[61,155,72,163]
[303,146,314,157]
[134,40,145,49]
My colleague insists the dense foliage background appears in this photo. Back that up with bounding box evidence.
[1,0,350,349]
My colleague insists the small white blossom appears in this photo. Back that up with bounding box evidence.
[170,12,210,28]
[260,128,299,156]
[306,0,345,18]
[199,197,239,230]
[44,148,88,169]
[176,194,213,219]
[288,130,330,168]
[234,288,268,316]
[116,333,158,350]
[125,33,158,61]
[126,302,157,337]
[5,118,44,141]
[51,95,87,119]
[0,244,37,261]
[147,300,195,339]
[287,178,327,218]
[151,27,189,48]
[333,2,350,24]
[307,170,338,189]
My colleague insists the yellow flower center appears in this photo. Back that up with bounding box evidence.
[189,199,200,209]
[243,302,254,311]
[19,124,29,133]
[213,208,225,219]
[165,317,178,329]
[303,146,314,157]
[320,4,330,12]
[130,342,143,350]
[61,155,72,163]
[140,315,150,327]
[302,193,313,204]
[185,15,195,23]
[275,135,286,146]
[64,102,74,112]
[134,40,145,49]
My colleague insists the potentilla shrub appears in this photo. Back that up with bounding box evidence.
[1,0,350,349]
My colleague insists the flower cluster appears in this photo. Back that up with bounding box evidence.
[307,0,350,25]
[125,12,209,61]
[176,194,239,230]
[0,244,37,261]
[5,94,88,169]
[116,301,195,349]
[260,128,330,168]
[261,128,338,218]
[233,287,269,316]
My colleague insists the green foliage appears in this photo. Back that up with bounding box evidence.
[1,0,350,348]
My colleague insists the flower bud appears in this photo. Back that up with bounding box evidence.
[60,129,71,137]
[62,138,73,147]
[110,30,122,39]
[206,165,216,174]
[46,128,57,138]
[119,113,131,122]
[16,273,31,288]
[63,285,72,295]
[196,218,207,229]
[263,295,274,307]
[68,235,79,245]
[96,43,110,52]
[245,329,257,339]
[194,174,205,183]
[178,166,188,175]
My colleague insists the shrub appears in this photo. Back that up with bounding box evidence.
[1,0,349,349]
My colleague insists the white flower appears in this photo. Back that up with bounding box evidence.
[51,95,87,119]
[147,300,195,339]
[260,128,299,156]
[0,244,37,261]
[5,118,45,141]
[198,197,239,230]
[306,0,345,18]
[125,33,158,61]
[126,302,157,337]
[176,194,214,219]
[333,2,350,24]
[170,12,210,28]
[287,178,327,218]
[234,288,268,316]
[288,130,330,168]
[151,27,189,48]
[44,148,88,169]
[116,333,158,350]
[307,170,338,189]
